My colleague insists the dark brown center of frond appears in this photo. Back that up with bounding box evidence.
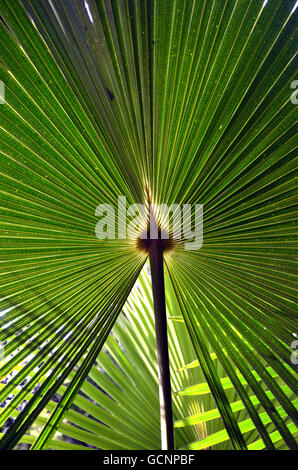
[136,227,174,254]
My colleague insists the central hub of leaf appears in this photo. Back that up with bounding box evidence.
[136,227,174,254]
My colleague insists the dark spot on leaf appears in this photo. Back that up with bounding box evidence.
[267,355,277,361]
[106,88,114,101]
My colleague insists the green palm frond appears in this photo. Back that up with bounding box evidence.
[0,0,297,450]
[2,267,296,450]
[5,267,210,450]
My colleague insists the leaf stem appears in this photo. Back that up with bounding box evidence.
[148,239,174,450]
